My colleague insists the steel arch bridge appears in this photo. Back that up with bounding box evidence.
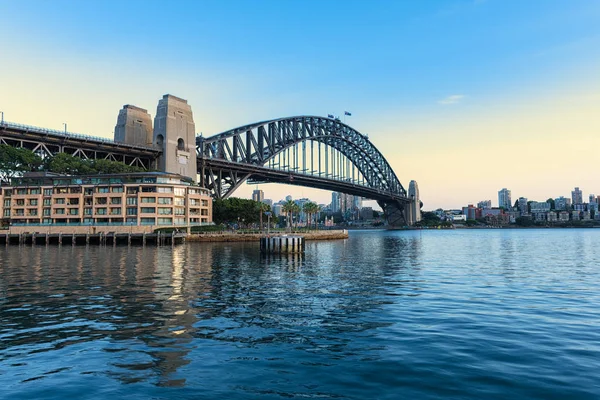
[196,116,413,226]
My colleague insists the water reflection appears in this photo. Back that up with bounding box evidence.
[0,235,417,387]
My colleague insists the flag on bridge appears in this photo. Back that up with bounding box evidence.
[327,114,335,119]
[344,111,352,116]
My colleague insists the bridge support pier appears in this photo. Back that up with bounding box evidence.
[379,201,412,227]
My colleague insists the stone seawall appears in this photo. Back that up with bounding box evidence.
[186,230,348,242]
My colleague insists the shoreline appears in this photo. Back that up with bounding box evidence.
[186,229,349,242]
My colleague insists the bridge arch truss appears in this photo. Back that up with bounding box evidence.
[196,116,408,206]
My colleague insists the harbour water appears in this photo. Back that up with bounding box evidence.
[1,229,600,399]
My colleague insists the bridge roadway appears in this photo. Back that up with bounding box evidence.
[0,121,161,169]
[199,158,408,204]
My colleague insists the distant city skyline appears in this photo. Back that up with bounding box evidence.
[1,1,599,209]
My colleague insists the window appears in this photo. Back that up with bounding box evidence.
[55,187,68,194]
[55,208,65,215]
[141,197,155,203]
[84,208,92,215]
[158,207,172,215]
[188,188,199,194]
[189,199,199,206]
[29,188,40,195]
[43,199,51,206]
[156,134,164,147]
[29,199,38,206]
[28,209,38,216]
[126,197,137,205]
[43,208,51,216]
[141,186,156,193]
[43,218,52,224]
[126,187,139,194]
[158,197,172,204]
[55,198,65,205]
[158,217,172,225]
[201,200,209,207]
[141,217,155,225]
[83,218,94,224]
[15,199,25,206]
[111,186,124,193]
[126,217,137,224]
[110,197,122,205]
[4,199,11,207]
[177,138,185,150]
[174,208,185,215]
[3,210,10,217]
[68,198,79,205]
[140,207,155,214]
[201,209,208,216]
[44,188,52,196]
[97,187,109,193]
[126,207,138,215]
[157,186,173,193]
[69,187,81,194]
[174,187,186,196]
[174,217,186,225]
[174,198,185,206]
[96,208,107,215]
[68,208,78,215]
[16,189,27,195]
[84,188,94,195]
[110,207,121,215]
[95,198,107,205]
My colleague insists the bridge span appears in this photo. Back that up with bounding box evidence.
[0,120,160,169]
[0,98,420,226]
[197,116,419,226]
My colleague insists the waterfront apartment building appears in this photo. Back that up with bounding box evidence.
[498,188,512,209]
[554,196,571,211]
[0,172,212,232]
[477,200,492,209]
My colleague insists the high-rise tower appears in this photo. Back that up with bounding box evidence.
[572,187,583,205]
[498,188,512,209]
[114,105,153,146]
[153,94,197,181]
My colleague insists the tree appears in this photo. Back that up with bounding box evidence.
[45,153,144,175]
[0,145,43,182]
[259,202,270,231]
[212,197,265,226]
[546,198,556,210]
[282,200,296,231]
[302,201,319,230]
[292,203,301,230]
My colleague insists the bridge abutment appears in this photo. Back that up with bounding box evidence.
[114,105,153,147]
[153,94,197,181]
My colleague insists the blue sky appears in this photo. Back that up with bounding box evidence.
[1,0,599,208]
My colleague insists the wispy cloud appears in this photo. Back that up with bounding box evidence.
[438,94,465,105]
